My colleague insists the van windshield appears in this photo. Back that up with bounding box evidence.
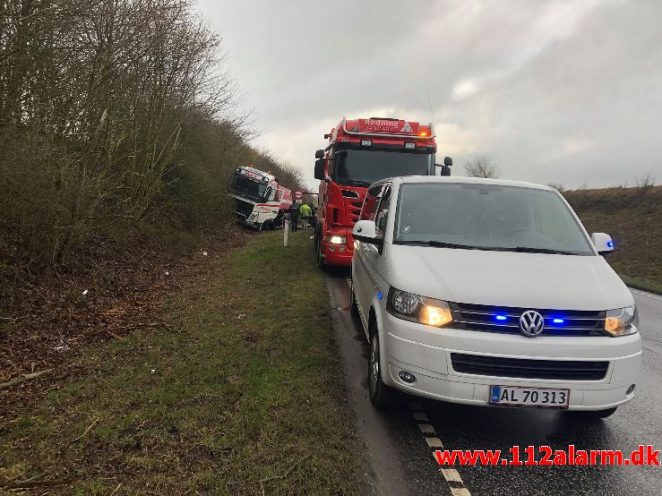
[394,183,594,255]
[332,149,432,187]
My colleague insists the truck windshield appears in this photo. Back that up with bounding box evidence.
[394,183,594,255]
[230,172,268,201]
[333,149,432,187]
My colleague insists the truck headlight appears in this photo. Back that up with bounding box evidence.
[327,235,346,245]
[604,306,638,336]
[387,288,453,328]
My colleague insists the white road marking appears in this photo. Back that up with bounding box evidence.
[441,468,463,483]
[426,437,444,448]
[412,411,429,422]
[418,423,437,435]
[409,404,472,496]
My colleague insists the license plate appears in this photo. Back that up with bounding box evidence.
[489,385,570,408]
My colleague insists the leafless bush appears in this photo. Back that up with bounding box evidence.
[635,171,656,196]
[1,0,301,295]
[464,156,501,178]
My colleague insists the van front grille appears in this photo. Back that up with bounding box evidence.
[450,303,606,337]
[451,353,609,381]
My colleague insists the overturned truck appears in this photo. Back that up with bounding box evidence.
[228,166,293,230]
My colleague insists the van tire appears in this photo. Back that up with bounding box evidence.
[369,330,394,409]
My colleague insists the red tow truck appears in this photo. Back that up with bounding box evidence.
[313,117,452,268]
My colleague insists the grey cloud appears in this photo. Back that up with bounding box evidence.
[200,0,662,189]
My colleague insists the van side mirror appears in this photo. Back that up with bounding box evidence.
[444,156,453,167]
[353,220,383,250]
[314,158,325,180]
[591,232,614,255]
[315,149,325,159]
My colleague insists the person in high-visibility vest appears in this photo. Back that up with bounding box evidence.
[299,203,312,230]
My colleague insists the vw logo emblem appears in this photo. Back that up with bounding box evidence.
[519,310,545,337]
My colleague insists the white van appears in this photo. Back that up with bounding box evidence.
[351,176,641,419]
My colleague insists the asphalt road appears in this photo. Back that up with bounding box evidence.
[326,272,662,496]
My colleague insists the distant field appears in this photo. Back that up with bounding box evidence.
[564,185,662,294]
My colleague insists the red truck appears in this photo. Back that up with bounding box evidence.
[313,117,452,268]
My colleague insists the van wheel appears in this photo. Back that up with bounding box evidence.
[369,331,394,409]
[566,407,618,421]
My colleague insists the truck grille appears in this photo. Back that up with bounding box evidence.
[345,200,364,225]
[450,353,609,381]
[233,198,254,219]
[450,303,606,337]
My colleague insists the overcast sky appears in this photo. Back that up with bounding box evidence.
[198,0,661,190]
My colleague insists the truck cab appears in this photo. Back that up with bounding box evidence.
[229,166,292,230]
[314,117,450,268]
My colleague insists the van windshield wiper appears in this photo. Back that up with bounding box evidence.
[397,241,582,255]
[397,240,486,250]
[496,246,582,255]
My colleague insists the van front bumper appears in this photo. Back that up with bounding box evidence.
[381,312,642,411]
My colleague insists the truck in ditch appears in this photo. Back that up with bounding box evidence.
[228,166,292,230]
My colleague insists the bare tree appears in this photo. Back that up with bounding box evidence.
[0,0,256,280]
[464,156,501,178]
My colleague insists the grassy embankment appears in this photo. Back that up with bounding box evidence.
[0,232,366,495]
[564,185,662,294]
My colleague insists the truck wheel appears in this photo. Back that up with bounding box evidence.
[369,329,394,409]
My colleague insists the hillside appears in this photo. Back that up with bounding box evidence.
[563,185,662,293]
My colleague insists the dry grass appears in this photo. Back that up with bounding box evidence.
[0,231,368,494]
[564,185,662,293]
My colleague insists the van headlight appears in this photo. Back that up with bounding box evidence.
[604,306,638,336]
[387,288,453,328]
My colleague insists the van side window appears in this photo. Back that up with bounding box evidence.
[360,185,383,221]
[375,186,392,235]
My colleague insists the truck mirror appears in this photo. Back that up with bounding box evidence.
[314,158,324,180]
[444,156,453,167]
[315,149,324,159]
